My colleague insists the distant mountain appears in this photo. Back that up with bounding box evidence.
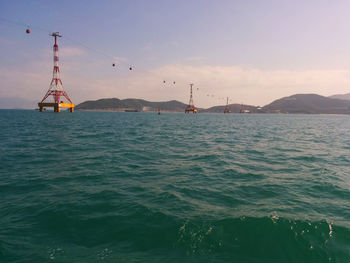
[262,94,350,114]
[76,98,188,112]
[329,93,350,101]
[202,103,260,113]
[76,94,350,114]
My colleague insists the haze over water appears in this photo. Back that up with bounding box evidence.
[1,110,350,262]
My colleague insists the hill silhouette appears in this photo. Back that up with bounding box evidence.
[76,94,350,114]
[76,98,188,112]
[262,94,350,114]
[329,93,350,101]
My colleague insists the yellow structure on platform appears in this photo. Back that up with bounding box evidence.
[38,102,75,113]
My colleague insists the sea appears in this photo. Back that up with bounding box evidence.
[0,109,350,262]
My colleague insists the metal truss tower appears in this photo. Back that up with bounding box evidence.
[38,32,74,112]
[224,97,231,113]
[185,83,198,113]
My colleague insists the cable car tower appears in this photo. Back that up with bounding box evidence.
[185,83,198,113]
[38,32,74,113]
[224,97,231,113]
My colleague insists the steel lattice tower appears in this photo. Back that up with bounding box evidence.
[224,97,231,113]
[38,32,74,112]
[185,83,198,113]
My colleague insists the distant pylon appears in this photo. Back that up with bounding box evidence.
[185,83,198,113]
[38,32,74,113]
[224,97,231,113]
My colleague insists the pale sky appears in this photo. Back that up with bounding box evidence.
[1,0,350,108]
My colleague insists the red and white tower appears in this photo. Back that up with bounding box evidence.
[185,83,198,113]
[38,32,74,112]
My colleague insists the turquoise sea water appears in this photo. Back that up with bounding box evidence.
[1,110,350,262]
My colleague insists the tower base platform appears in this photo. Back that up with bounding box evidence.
[185,106,198,114]
[38,102,75,113]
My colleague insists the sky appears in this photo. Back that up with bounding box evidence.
[1,0,350,108]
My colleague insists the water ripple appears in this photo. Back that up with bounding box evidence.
[1,110,350,262]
